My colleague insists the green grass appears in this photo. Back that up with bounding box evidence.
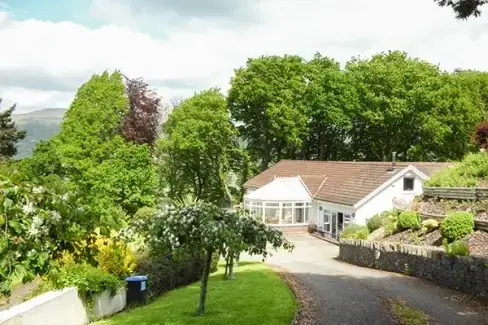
[93,262,297,325]
[388,298,429,325]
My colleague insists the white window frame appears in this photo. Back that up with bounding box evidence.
[323,209,331,233]
[403,177,415,192]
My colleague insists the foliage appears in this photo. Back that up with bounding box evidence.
[443,239,470,257]
[228,55,308,171]
[0,176,98,295]
[134,252,204,301]
[388,298,429,325]
[157,89,240,206]
[130,202,293,315]
[366,213,387,233]
[300,53,357,160]
[121,77,162,147]
[397,211,421,231]
[46,263,123,305]
[0,99,26,158]
[92,263,297,325]
[421,219,440,232]
[23,72,158,224]
[382,211,401,236]
[97,239,136,279]
[440,211,475,243]
[340,224,369,240]
[434,0,487,19]
[473,121,488,150]
[426,152,488,187]
[210,251,220,273]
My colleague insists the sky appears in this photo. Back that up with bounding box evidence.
[0,0,487,113]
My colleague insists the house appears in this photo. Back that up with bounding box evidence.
[243,160,450,238]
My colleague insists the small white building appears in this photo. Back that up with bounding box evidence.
[244,160,450,238]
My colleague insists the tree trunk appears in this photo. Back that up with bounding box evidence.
[197,249,213,315]
[227,255,234,280]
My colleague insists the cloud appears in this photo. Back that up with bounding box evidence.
[1,0,488,112]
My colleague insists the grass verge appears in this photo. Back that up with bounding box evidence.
[93,262,297,325]
[388,298,429,325]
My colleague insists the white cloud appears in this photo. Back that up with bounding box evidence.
[1,0,488,113]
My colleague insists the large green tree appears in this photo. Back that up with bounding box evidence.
[228,55,308,171]
[0,99,26,159]
[24,72,157,227]
[157,89,239,206]
[300,53,358,160]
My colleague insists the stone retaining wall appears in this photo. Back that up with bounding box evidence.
[339,239,488,297]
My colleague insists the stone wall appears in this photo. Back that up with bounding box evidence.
[339,239,488,297]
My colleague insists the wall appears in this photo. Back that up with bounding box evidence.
[339,239,488,297]
[0,287,127,325]
[355,171,423,224]
[0,287,89,325]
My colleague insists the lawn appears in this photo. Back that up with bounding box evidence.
[93,262,298,325]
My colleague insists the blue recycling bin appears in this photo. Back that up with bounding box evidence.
[125,275,148,305]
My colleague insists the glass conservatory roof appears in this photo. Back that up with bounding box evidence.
[245,176,312,202]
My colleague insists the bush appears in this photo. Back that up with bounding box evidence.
[135,252,204,301]
[97,240,137,279]
[366,213,386,233]
[397,211,421,230]
[421,219,439,232]
[441,211,475,243]
[307,223,317,234]
[340,224,369,240]
[426,152,488,187]
[47,263,123,303]
[443,239,470,257]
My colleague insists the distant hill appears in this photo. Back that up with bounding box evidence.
[13,108,65,158]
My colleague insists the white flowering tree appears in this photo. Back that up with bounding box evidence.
[0,176,97,295]
[133,203,293,315]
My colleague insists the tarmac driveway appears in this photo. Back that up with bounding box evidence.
[263,234,488,325]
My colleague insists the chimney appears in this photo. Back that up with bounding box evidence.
[392,151,397,170]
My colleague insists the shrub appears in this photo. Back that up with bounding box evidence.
[473,121,488,150]
[443,239,470,257]
[340,224,369,240]
[307,223,317,234]
[397,211,421,230]
[47,263,123,304]
[382,214,399,236]
[425,152,488,187]
[135,252,204,301]
[97,240,137,279]
[421,219,439,232]
[441,211,475,243]
[366,213,386,233]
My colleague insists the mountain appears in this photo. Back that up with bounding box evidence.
[12,108,66,158]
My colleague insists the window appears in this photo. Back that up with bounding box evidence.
[264,203,279,224]
[294,203,304,223]
[323,209,331,232]
[282,203,293,224]
[403,177,415,191]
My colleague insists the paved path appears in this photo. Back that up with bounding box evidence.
[255,234,488,325]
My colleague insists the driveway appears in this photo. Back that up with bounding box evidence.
[261,234,488,325]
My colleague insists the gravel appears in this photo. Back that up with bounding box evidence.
[467,231,488,256]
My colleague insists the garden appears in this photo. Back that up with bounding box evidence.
[0,71,297,324]
[341,151,488,257]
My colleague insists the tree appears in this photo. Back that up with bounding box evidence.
[228,55,308,171]
[300,53,358,160]
[121,77,162,147]
[435,0,487,19]
[24,72,157,227]
[131,203,293,315]
[156,89,239,206]
[346,51,442,161]
[0,99,26,159]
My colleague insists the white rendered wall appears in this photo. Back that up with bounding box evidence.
[355,171,424,224]
[0,287,88,325]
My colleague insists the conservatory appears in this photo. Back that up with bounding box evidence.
[243,177,313,225]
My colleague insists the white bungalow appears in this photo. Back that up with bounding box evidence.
[243,160,450,238]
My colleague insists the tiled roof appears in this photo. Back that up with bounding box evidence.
[244,160,452,206]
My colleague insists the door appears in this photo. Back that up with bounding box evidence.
[331,211,337,238]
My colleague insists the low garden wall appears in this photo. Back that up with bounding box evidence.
[0,287,127,325]
[339,239,488,297]
[423,186,488,200]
